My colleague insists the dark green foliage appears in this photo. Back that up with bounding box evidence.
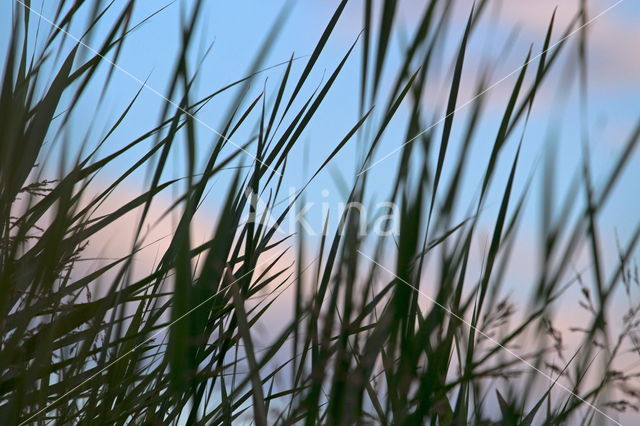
[1,1,639,425]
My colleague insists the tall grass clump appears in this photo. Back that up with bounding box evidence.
[2,0,640,424]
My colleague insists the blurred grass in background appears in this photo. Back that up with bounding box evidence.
[2,0,640,424]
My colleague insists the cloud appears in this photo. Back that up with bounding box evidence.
[497,0,640,87]
[77,181,299,338]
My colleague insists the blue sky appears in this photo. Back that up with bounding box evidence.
[40,2,639,208]
[3,1,640,421]
[2,0,639,282]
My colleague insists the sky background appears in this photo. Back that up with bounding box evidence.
[5,0,636,234]
[21,0,636,301]
[2,0,640,422]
